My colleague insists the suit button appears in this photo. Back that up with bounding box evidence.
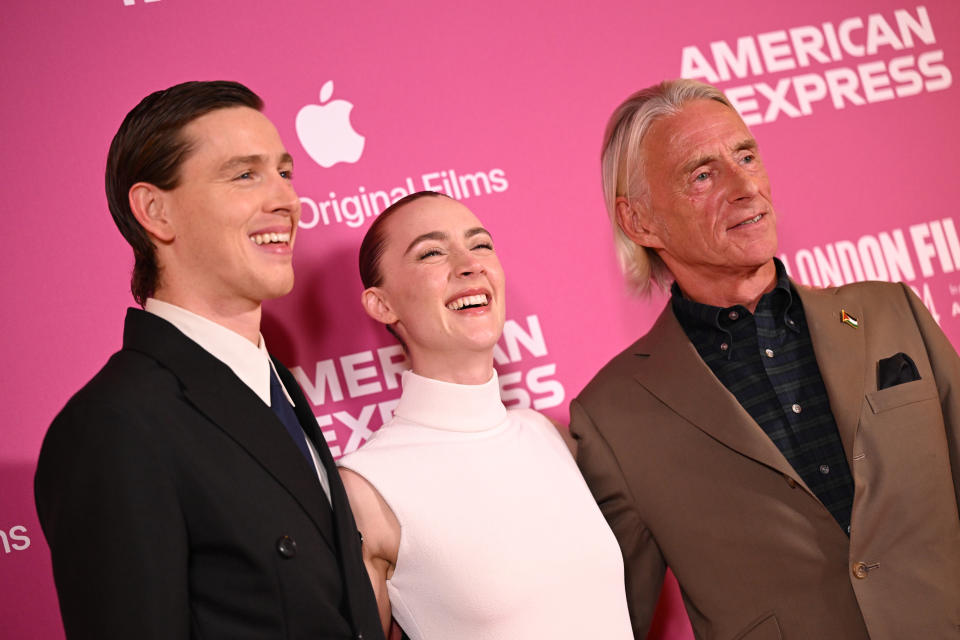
[355,634,364,640]
[784,475,797,489]
[276,535,297,558]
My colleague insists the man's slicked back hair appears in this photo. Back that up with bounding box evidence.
[105,80,263,305]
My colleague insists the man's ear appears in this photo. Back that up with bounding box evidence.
[361,287,399,325]
[129,182,175,243]
[615,196,664,250]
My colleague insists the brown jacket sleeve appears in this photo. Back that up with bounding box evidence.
[570,398,666,638]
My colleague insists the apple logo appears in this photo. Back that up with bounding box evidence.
[296,81,365,168]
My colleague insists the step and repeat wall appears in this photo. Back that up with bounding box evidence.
[2,1,957,637]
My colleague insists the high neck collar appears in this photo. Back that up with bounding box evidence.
[393,370,507,432]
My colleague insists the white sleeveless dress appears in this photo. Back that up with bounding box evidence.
[338,370,633,640]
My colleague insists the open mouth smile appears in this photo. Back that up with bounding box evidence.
[250,232,292,246]
[732,214,763,229]
[446,293,490,311]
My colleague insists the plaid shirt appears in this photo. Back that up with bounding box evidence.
[671,259,854,533]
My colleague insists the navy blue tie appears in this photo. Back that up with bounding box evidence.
[269,366,313,465]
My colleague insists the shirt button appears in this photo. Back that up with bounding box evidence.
[720,342,729,352]
[819,464,830,475]
[786,318,796,326]
[764,348,775,358]
[728,310,739,320]
[791,403,802,414]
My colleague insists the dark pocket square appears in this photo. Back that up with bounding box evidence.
[877,352,920,390]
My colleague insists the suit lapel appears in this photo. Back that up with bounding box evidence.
[633,305,815,495]
[795,284,866,461]
[182,384,335,541]
[274,358,381,634]
[123,309,335,549]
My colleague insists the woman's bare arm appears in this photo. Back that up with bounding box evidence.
[339,467,402,636]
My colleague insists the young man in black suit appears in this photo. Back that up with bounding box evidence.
[35,81,383,640]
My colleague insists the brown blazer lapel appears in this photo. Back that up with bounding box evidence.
[795,283,866,461]
[632,305,815,495]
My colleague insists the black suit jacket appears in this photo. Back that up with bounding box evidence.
[35,309,383,640]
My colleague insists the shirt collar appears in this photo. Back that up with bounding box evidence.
[144,298,292,407]
[670,259,801,355]
[671,258,796,324]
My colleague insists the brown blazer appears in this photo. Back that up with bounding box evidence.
[572,280,960,640]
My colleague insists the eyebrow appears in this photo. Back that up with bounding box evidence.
[403,226,493,255]
[218,152,294,173]
[466,226,492,240]
[680,138,757,174]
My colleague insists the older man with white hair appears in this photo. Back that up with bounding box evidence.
[572,78,960,640]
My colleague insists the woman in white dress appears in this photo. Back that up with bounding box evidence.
[338,191,633,640]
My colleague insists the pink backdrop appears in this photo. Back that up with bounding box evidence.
[2,1,958,638]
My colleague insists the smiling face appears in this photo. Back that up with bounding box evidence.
[631,99,778,286]
[156,106,301,313]
[364,196,506,381]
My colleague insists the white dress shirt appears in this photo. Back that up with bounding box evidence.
[145,298,331,503]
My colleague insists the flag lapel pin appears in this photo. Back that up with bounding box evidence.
[841,309,859,329]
